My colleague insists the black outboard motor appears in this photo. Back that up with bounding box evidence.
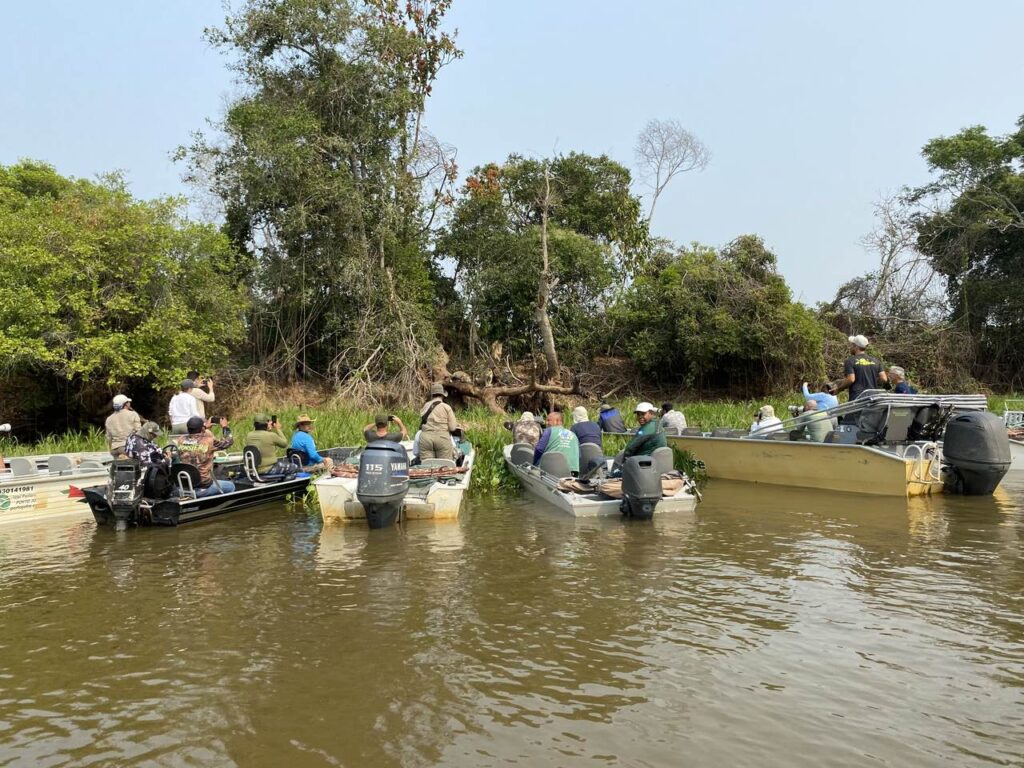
[108,459,144,530]
[942,411,1011,495]
[620,455,662,520]
[357,441,410,529]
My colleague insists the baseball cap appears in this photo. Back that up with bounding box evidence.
[186,416,206,433]
[112,394,131,408]
[848,334,869,349]
[181,379,195,390]
[141,421,161,437]
[635,401,656,413]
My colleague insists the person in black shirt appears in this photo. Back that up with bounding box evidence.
[363,414,408,444]
[835,334,888,402]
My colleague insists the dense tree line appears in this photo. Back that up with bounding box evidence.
[3,0,1023,432]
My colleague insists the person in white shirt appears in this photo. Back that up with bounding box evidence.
[750,404,784,435]
[659,402,688,434]
[168,379,201,434]
[186,370,215,418]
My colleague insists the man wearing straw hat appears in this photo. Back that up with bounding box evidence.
[419,383,460,461]
[290,414,334,472]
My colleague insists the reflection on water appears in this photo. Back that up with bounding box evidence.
[0,483,1022,767]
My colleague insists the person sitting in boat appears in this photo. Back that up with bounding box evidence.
[597,403,627,433]
[123,421,165,465]
[794,400,832,442]
[290,414,334,472]
[659,402,688,435]
[419,384,460,461]
[105,393,142,458]
[174,416,236,497]
[887,366,918,394]
[750,405,784,435]
[532,411,580,474]
[835,335,887,402]
[570,406,602,447]
[622,402,667,459]
[801,381,839,412]
[509,411,542,446]
[245,414,288,472]
[363,414,408,444]
[168,379,201,435]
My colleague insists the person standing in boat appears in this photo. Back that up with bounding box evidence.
[835,335,887,402]
[659,402,688,435]
[363,414,408,444]
[801,381,839,412]
[186,370,215,419]
[419,384,460,461]
[105,394,142,457]
[174,416,236,496]
[532,411,580,474]
[622,402,667,458]
[570,406,602,447]
[168,379,201,435]
[597,403,627,433]
[887,366,918,394]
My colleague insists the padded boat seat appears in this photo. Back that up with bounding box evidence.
[48,455,76,473]
[509,442,534,466]
[680,427,703,436]
[711,428,734,438]
[539,451,572,478]
[579,443,604,472]
[768,432,791,441]
[420,458,456,469]
[651,446,675,475]
[9,457,37,477]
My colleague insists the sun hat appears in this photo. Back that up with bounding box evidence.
[572,406,588,423]
[634,401,656,413]
[758,405,775,419]
[186,416,206,433]
[112,394,131,408]
[848,334,869,349]
[519,411,534,421]
[429,383,447,397]
[141,421,161,437]
[295,414,315,426]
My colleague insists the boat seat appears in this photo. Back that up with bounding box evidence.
[824,429,857,445]
[420,458,456,469]
[729,429,749,438]
[680,427,703,436]
[243,445,264,481]
[539,451,572,478]
[79,460,106,469]
[579,443,604,472]
[286,448,309,468]
[170,462,202,498]
[509,442,534,466]
[768,432,791,441]
[663,427,681,436]
[48,455,76,473]
[9,457,38,477]
[711,428,734,438]
[881,406,918,444]
[651,446,675,474]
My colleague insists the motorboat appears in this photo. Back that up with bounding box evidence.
[669,391,1011,497]
[82,458,311,529]
[1,452,113,525]
[316,441,474,527]
[503,443,699,518]
[1001,400,1024,474]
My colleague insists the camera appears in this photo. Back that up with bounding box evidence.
[788,405,804,417]
[271,414,277,425]
[388,415,395,422]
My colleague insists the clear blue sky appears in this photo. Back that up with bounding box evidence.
[4,0,1023,303]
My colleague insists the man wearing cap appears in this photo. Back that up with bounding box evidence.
[419,384,460,461]
[532,411,580,474]
[597,403,627,434]
[245,415,289,472]
[168,380,201,435]
[659,402,688,435]
[290,415,334,472]
[363,414,408,444]
[105,394,142,457]
[836,335,887,402]
[750,405,783,434]
[124,421,165,465]
[622,402,667,459]
[174,416,235,496]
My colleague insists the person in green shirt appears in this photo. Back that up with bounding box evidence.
[244,414,289,471]
[794,400,832,442]
[623,402,667,459]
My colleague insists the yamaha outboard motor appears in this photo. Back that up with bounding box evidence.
[357,441,410,529]
[942,411,1010,495]
[108,459,144,530]
[620,455,662,520]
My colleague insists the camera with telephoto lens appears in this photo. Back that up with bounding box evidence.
[788,405,804,417]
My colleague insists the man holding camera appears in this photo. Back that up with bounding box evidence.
[186,370,215,419]
[363,414,408,444]
[245,414,288,472]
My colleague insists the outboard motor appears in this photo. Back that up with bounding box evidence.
[620,455,662,520]
[108,459,145,530]
[942,411,1011,495]
[357,440,409,529]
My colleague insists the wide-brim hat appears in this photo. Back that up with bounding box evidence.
[758,405,775,419]
[429,383,447,397]
[295,414,315,426]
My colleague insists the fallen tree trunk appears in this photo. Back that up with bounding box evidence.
[442,376,577,414]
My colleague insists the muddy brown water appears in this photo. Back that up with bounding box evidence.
[1,477,1023,767]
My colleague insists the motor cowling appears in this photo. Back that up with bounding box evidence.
[108,459,144,529]
[357,441,410,529]
[621,455,662,520]
[942,411,1010,495]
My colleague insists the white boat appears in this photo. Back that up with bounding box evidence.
[1009,440,1024,473]
[316,442,475,523]
[1002,400,1024,474]
[0,452,113,525]
[503,444,699,518]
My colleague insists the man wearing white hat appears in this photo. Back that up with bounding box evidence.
[622,402,667,459]
[835,334,887,402]
[105,394,142,457]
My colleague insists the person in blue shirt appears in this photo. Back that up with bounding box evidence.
[570,406,603,447]
[290,414,334,472]
[801,381,839,412]
[597,403,627,433]
[887,366,918,394]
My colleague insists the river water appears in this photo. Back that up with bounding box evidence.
[1,478,1023,767]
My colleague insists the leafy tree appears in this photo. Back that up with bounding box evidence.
[181,0,460,396]
[0,161,247,427]
[609,235,827,393]
[909,116,1024,387]
[437,152,648,373]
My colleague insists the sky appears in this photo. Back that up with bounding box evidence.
[4,0,1024,303]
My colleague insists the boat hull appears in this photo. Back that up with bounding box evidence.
[1,467,111,525]
[669,435,943,497]
[1010,440,1024,473]
[503,446,698,517]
